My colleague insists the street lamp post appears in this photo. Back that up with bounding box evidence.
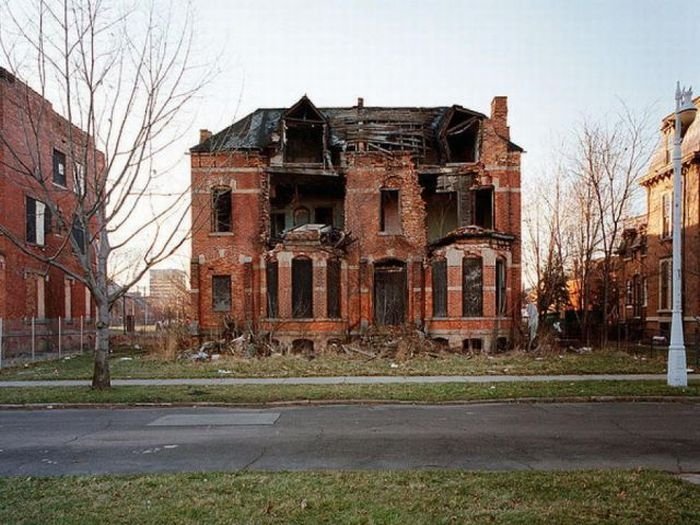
[668,82,696,387]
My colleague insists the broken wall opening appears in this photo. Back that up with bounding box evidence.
[373,259,407,326]
[444,110,481,163]
[425,192,458,242]
[473,187,493,229]
[380,189,400,234]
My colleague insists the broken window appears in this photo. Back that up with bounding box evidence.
[53,149,66,186]
[26,197,50,246]
[374,261,407,326]
[293,206,311,227]
[314,206,334,226]
[380,189,400,234]
[211,187,232,233]
[474,187,493,229]
[292,257,313,318]
[212,275,231,312]
[431,258,447,318]
[462,257,482,317]
[496,258,507,315]
[271,213,286,238]
[327,258,341,318]
[266,260,278,318]
[426,192,458,242]
[444,110,480,163]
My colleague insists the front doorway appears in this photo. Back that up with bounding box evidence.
[373,260,407,326]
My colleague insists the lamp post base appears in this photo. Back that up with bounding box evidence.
[667,345,688,387]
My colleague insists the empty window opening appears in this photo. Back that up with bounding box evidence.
[212,187,232,232]
[496,259,507,315]
[53,149,67,186]
[271,213,286,238]
[463,257,483,317]
[445,114,480,163]
[291,338,314,355]
[266,261,279,318]
[462,338,483,353]
[212,275,231,312]
[426,192,458,241]
[661,192,672,238]
[474,187,493,229]
[285,123,324,164]
[314,206,334,226]
[26,197,50,246]
[293,206,311,227]
[327,258,341,318]
[292,257,313,318]
[380,189,400,234]
[373,260,407,326]
[431,258,447,318]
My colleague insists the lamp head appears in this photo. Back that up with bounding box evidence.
[676,82,697,137]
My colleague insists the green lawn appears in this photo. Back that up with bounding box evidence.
[0,470,698,524]
[1,380,698,405]
[0,347,668,380]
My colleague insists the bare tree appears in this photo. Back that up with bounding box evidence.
[0,0,209,388]
[569,105,653,345]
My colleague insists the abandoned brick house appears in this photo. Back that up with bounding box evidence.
[617,96,700,341]
[189,95,522,351]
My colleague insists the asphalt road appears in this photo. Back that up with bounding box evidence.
[1,402,699,476]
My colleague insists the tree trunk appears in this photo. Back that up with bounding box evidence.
[91,301,111,389]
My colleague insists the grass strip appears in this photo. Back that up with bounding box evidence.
[0,349,669,381]
[1,380,699,405]
[0,470,699,524]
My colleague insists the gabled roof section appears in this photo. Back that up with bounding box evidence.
[437,105,486,137]
[284,95,326,122]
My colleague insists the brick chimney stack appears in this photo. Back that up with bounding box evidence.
[199,129,212,144]
[490,96,509,140]
[357,97,364,109]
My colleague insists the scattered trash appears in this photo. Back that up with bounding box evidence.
[211,354,221,361]
[163,444,178,449]
[118,357,133,361]
[535,357,544,361]
[63,356,73,361]
[300,499,308,510]
[489,386,496,389]
[389,363,399,369]
[217,369,232,375]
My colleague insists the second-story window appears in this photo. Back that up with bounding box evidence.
[380,189,400,234]
[659,258,672,310]
[26,196,51,246]
[474,187,494,229]
[661,192,672,239]
[53,149,67,186]
[211,187,232,232]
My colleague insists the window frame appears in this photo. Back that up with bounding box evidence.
[53,149,67,187]
[211,186,232,233]
[462,256,483,317]
[212,275,232,312]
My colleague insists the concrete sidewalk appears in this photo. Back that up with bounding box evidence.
[0,373,695,388]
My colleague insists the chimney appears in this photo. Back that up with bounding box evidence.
[199,129,212,144]
[490,96,509,140]
[357,97,364,109]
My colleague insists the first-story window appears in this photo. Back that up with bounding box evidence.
[496,258,507,315]
[266,261,279,318]
[462,257,483,317]
[212,275,231,312]
[64,277,73,320]
[327,258,341,318]
[659,259,671,310]
[292,256,313,318]
[431,258,447,318]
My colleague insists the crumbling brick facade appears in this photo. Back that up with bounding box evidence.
[618,97,700,342]
[0,67,99,323]
[190,96,522,352]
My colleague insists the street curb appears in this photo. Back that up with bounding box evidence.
[1,396,699,410]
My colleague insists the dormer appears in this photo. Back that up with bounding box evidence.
[439,105,483,164]
[282,96,327,165]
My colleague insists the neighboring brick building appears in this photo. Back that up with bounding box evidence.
[618,96,700,341]
[0,67,99,324]
[149,268,189,321]
[190,95,522,351]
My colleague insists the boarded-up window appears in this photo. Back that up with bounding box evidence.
[496,258,506,315]
[266,261,278,318]
[431,258,447,318]
[212,275,231,312]
[327,258,341,318]
[380,190,400,234]
[462,257,482,317]
[474,187,493,229]
[374,261,407,325]
[292,257,313,318]
[212,187,232,232]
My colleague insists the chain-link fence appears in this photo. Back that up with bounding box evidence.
[0,317,96,367]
